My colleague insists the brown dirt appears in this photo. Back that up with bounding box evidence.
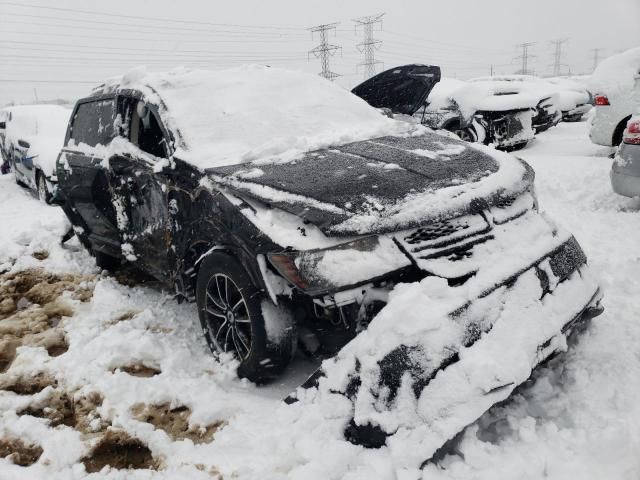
[0,438,43,466]
[131,403,225,444]
[17,390,105,432]
[0,268,94,320]
[32,250,49,261]
[0,268,95,373]
[81,430,156,473]
[0,372,55,395]
[117,364,161,378]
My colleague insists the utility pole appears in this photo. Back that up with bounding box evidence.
[490,64,494,76]
[591,48,602,71]
[353,13,385,80]
[308,23,341,81]
[550,38,569,76]
[515,42,536,75]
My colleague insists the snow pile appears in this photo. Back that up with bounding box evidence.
[3,105,71,177]
[589,46,640,95]
[101,65,418,169]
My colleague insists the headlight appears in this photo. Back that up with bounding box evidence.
[268,235,411,296]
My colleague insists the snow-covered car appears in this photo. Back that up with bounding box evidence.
[469,75,564,133]
[423,77,538,149]
[1,104,71,202]
[611,115,640,197]
[352,66,537,150]
[590,47,640,146]
[545,76,593,122]
[54,66,602,455]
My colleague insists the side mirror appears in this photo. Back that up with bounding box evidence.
[18,139,30,149]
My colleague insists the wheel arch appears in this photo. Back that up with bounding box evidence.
[613,115,632,146]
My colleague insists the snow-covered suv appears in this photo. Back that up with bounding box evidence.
[590,47,640,146]
[55,66,602,454]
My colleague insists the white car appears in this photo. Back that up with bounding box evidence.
[589,47,640,146]
[0,104,71,202]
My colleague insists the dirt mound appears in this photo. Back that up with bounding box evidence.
[0,438,43,466]
[131,403,224,444]
[0,268,95,373]
[116,363,161,378]
[17,390,106,432]
[82,430,156,473]
[0,268,94,320]
[0,372,55,395]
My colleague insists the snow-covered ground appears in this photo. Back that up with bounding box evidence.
[1,119,639,479]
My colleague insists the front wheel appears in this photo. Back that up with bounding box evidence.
[452,126,478,143]
[36,172,51,204]
[196,252,296,384]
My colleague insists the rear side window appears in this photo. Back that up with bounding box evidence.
[68,99,116,148]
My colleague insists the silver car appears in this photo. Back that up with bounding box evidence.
[611,115,640,197]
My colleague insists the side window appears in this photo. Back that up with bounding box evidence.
[118,97,167,159]
[68,99,116,148]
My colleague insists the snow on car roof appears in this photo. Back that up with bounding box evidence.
[3,104,71,141]
[3,104,72,178]
[590,46,640,95]
[97,65,416,170]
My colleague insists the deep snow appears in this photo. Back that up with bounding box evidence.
[1,119,640,479]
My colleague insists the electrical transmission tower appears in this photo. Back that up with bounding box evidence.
[353,13,385,80]
[591,48,602,71]
[550,38,569,76]
[515,42,536,75]
[308,23,341,81]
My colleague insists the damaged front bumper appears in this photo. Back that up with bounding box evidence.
[286,198,602,467]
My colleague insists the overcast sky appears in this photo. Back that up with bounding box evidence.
[1,0,638,106]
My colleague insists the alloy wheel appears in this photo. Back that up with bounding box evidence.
[37,175,47,202]
[204,273,252,359]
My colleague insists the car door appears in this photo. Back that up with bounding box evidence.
[56,97,121,258]
[109,96,172,280]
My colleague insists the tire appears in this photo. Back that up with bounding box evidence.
[451,126,477,143]
[196,252,296,384]
[36,171,51,204]
[93,250,120,272]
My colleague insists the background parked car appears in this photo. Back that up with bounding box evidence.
[611,115,640,197]
[422,75,538,150]
[589,47,640,146]
[469,75,564,133]
[1,104,71,202]
[352,65,538,150]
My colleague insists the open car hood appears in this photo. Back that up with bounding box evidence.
[351,64,441,116]
[207,131,533,237]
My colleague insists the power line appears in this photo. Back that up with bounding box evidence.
[0,12,307,38]
[0,1,304,31]
[550,38,569,76]
[353,13,385,80]
[514,42,536,75]
[0,79,99,84]
[308,23,341,81]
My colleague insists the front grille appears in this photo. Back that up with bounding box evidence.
[397,213,492,257]
[404,221,469,244]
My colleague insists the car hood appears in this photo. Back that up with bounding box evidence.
[206,131,534,237]
[351,64,441,116]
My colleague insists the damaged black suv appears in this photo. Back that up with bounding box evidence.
[55,66,601,388]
